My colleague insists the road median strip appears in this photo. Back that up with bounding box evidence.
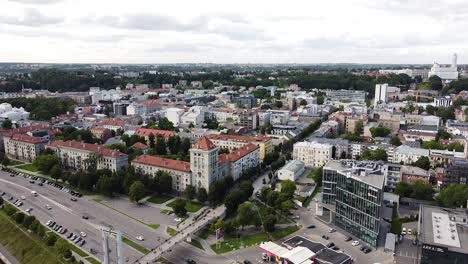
[122,236,150,254]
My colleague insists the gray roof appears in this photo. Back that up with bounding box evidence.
[324,160,386,189]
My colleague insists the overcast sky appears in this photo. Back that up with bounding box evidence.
[0,0,467,64]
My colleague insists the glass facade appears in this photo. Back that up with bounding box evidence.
[322,167,382,247]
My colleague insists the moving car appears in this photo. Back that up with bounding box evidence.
[328,228,336,233]
[82,215,89,220]
[322,235,329,240]
[402,227,406,235]
[45,204,52,210]
[70,197,77,202]
[262,253,268,261]
[307,224,316,229]
[136,236,144,241]
[31,191,38,196]
[186,259,196,264]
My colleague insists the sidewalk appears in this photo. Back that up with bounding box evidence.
[0,244,19,264]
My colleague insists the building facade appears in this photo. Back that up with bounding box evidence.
[206,134,273,160]
[4,134,48,162]
[293,141,333,168]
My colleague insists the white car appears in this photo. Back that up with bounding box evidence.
[136,236,144,241]
[352,241,360,246]
[262,253,268,260]
[45,204,52,210]
[31,191,38,196]
[26,208,33,213]
[20,196,26,200]
[80,232,87,237]
[408,229,412,235]
[174,218,182,222]
[402,227,407,235]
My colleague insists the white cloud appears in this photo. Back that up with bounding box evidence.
[0,0,466,63]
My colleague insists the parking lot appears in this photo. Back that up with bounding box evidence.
[395,238,419,264]
[0,169,172,263]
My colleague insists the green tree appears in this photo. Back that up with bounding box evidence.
[167,135,181,155]
[395,182,412,197]
[437,184,468,208]
[46,235,57,246]
[225,190,244,216]
[354,120,363,135]
[429,75,443,90]
[263,214,277,232]
[158,117,175,131]
[436,129,451,141]
[390,136,402,146]
[369,127,391,138]
[213,218,225,232]
[184,185,196,200]
[197,187,208,203]
[23,215,35,228]
[360,149,387,161]
[1,119,12,129]
[155,135,167,155]
[33,154,59,174]
[274,100,283,108]
[148,133,155,148]
[1,156,10,168]
[96,176,115,197]
[411,156,431,170]
[317,96,324,105]
[55,238,69,255]
[237,201,255,230]
[129,181,146,203]
[299,99,308,106]
[172,198,187,217]
[50,164,61,181]
[15,212,25,224]
[280,180,296,199]
[411,180,434,200]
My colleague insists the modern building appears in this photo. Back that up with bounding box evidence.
[324,89,367,104]
[322,160,385,247]
[374,83,401,107]
[0,103,29,122]
[206,134,273,160]
[232,95,257,108]
[443,160,468,187]
[131,155,192,192]
[293,141,333,168]
[428,53,459,82]
[47,140,128,172]
[418,205,468,264]
[238,110,257,130]
[277,160,305,181]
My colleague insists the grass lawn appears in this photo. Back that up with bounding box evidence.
[167,199,203,213]
[85,256,101,264]
[93,198,160,230]
[186,239,204,251]
[0,210,66,264]
[269,226,300,240]
[210,232,269,254]
[122,236,150,254]
[15,163,39,172]
[9,160,24,166]
[160,209,171,215]
[166,227,177,237]
[147,194,173,204]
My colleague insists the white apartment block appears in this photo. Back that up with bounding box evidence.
[180,106,206,127]
[219,144,260,181]
[293,141,333,168]
[165,108,184,127]
[47,140,128,172]
[4,134,48,162]
[131,155,192,192]
[277,160,305,181]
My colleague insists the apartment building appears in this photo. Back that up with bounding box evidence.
[218,143,260,181]
[47,140,128,172]
[293,141,333,168]
[390,145,429,164]
[206,134,273,160]
[134,128,175,144]
[4,134,48,162]
[131,155,191,192]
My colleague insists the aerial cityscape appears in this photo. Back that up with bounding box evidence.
[1,1,468,264]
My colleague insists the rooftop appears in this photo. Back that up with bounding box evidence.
[192,136,217,151]
[131,142,149,150]
[279,160,305,173]
[282,236,352,264]
[324,160,386,188]
[401,165,430,177]
[395,145,430,156]
[132,155,191,172]
[207,134,272,143]
[219,143,259,162]
[48,140,127,158]
[294,141,333,149]
[10,133,48,144]
[420,205,468,254]
[134,128,175,139]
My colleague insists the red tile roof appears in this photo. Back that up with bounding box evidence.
[131,142,149,150]
[98,119,125,127]
[48,140,127,158]
[219,143,259,162]
[132,155,191,172]
[135,128,174,139]
[1,124,50,137]
[207,134,272,143]
[192,136,217,151]
[10,133,48,144]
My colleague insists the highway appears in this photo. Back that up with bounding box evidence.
[0,170,170,263]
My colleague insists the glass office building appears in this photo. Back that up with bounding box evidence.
[323,160,384,247]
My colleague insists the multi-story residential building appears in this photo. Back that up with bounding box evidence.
[401,165,431,184]
[218,143,259,181]
[390,145,429,164]
[190,137,220,190]
[131,155,191,192]
[4,134,48,162]
[265,110,290,125]
[232,95,257,108]
[308,137,350,159]
[403,114,441,128]
[443,160,468,187]
[373,112,400,135]
[134,128,175,144]
[209,108,239,123]
[322,160,384,247]
[96,119,125,131]
[418,205,468,264]
[238,110,257,130]
[180,106,207,127]
[293,141,333,168]
[47,140,128,172]
[89,127,112,142]
[324,89,367,104]
[206,134,273,160]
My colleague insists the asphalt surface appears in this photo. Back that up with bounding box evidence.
[0,170,171,263]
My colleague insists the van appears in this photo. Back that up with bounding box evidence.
[31,191,38,196]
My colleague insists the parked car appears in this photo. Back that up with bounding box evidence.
[352,241,360,246]
[326,242,335,248]
[328,228,336,233]
[45,204,52,210]
[136,236,144,241]
[345,236,352,242]
[307,224,316,229]
[82,215,89,220]
[186,259,196,264]
[322,235,329,240]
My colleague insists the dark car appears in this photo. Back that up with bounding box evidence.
[244,261,252,264]
[29,180,35,184]
[82,215,89,220]
[322,235,329,240]
[307,224,316,229]
[71,197,77,202]
[90,248,97,254]
[360,245,366,251]
[326,242,335,248]
[383,217,391,222]
[332,246,340,250]
[345,236,352,242]
[363,248,372,254]
[38,183,43,186]
[186,259,196,264]
[68,233,74,238]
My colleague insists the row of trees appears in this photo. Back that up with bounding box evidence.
[0,97,75,121]
[1,202,76,261]
[394,180,434,201]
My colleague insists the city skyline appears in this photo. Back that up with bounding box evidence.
[1,0,467,64]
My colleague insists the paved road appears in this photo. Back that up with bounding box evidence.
[0,171,171,263]
[136,206,226,263]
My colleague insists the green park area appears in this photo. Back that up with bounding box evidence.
[15,163,39,172]
[167,199,203,213]
[147,194,173,204]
